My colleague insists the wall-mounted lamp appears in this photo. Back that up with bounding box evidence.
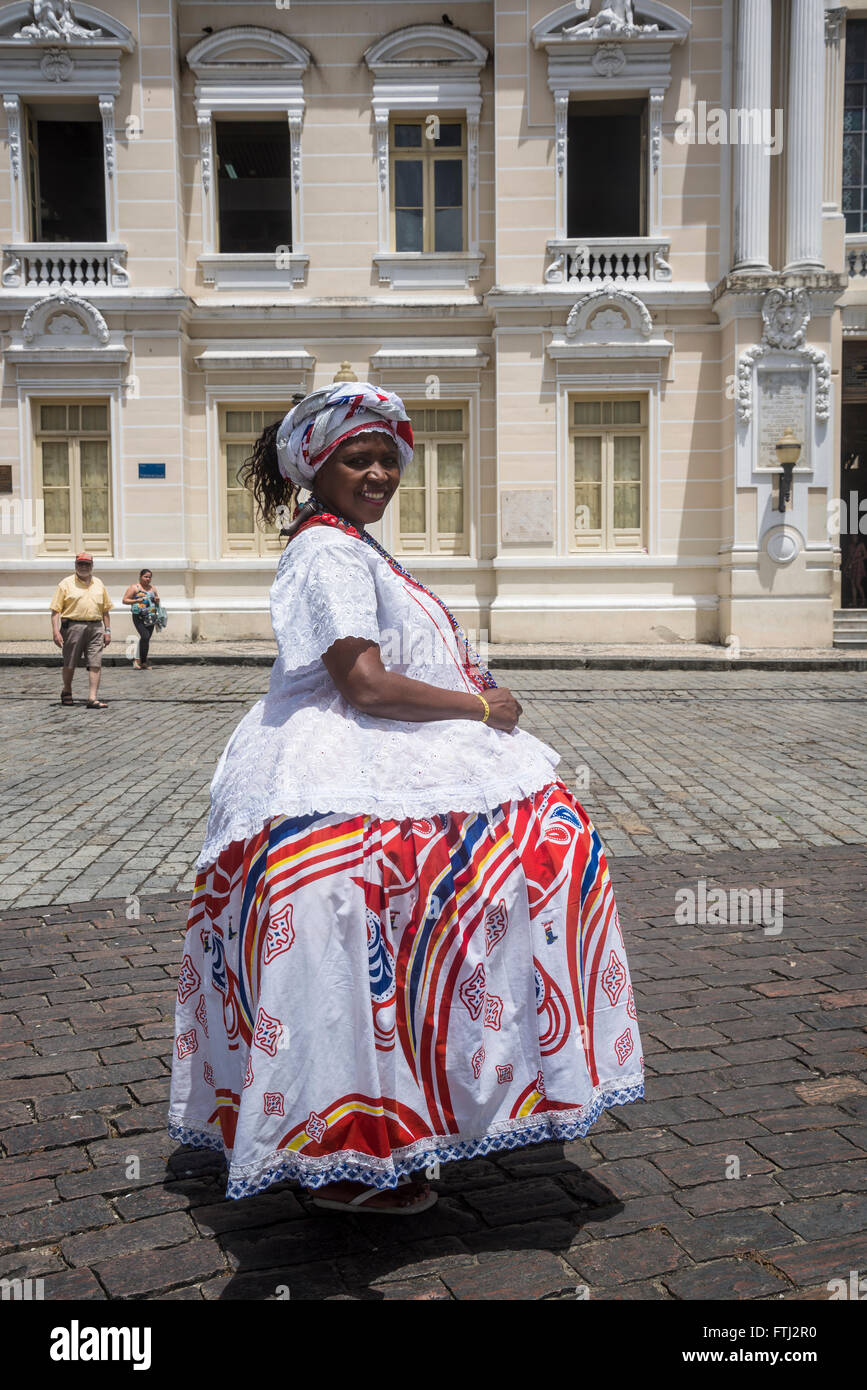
[774,426,801,512]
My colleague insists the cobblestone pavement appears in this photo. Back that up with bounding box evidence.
[1,666,866,908]
[0,847,864,1300]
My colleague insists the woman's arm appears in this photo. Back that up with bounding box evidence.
[121,585,138,605]
[321,637,522,732]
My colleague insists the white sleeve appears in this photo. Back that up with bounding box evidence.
[269,530,381,671]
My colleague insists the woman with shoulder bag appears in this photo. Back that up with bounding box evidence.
[122,567,160,669]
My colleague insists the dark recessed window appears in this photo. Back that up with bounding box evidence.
[216,120,291,254]
[567,103,644,238]
[34,120,106,242]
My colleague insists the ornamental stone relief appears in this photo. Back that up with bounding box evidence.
[13,1,102,41]
[564,2,659,39]
[736,288,830,425]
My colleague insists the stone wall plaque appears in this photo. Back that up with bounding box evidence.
[758,366,810,471]
[501,489,554,543]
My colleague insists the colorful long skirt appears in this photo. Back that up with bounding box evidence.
[168,779,645,1197]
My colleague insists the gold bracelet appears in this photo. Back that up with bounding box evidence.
[473,692,490,723]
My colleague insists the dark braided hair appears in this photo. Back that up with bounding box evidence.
[236,418,297,529]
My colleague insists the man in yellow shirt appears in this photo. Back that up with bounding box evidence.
[50,553,113,708]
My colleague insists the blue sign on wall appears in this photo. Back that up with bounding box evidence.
[138,463,166,479]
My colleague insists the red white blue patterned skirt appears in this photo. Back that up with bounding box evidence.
[168,779,644,1197]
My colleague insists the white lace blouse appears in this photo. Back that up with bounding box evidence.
[196,524,561,867]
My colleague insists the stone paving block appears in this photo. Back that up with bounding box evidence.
[672,1175,792,1217]
[191,1191,307,1236]
[767,1232,867,1286]
[752,1105,857,1134]
[459,1177,582,1227]
[440,1249,577,1300]
[95,1239,227,1299]
[662,1257,790,1299]
[336,1237,476,1289]
[775,1193,867,1240]
[0,1247,66,1278]
[41,1268,107,1300]
[662,1209,797,1259]
[2,1112,108,1155]
[747,1130,865,1168]
[0,1196,117,1253]
[201,1262,345,1301]
[61,1210,197,1266]
[564,1158,673,1202]
[588,1127,687,1160]
[54,1158,174,1200]
[112,1102,169,1136]
[565,1229,688,1286]
[652,1142,775,1187]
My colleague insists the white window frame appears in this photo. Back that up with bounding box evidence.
[531,1,689,284]
[219,403,286,558]
[0,4,135,289]
[204,384,308,564]
[377,379,482,564]
[364,25,487,290]
[392,399,470,557]
[34,395,113,556]
[19,381,123,561]
[187,27,310,289]
[568,393,648,552]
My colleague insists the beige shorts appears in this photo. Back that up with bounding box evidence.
[61,619,105,671]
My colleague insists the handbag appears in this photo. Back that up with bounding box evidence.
[155,604,168,630]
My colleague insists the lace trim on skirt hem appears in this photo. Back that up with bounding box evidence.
[168,1074,645,1199]
[194,768,564,872]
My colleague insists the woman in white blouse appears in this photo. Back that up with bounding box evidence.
[169,384,644,1215]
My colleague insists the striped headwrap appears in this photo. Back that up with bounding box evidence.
[275,383,414,489]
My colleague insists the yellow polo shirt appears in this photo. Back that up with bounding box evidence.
[50,575,114,622]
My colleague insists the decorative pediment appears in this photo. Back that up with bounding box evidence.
[6,287,128,363]
[568,286,653,338]
[548,283,671,362]
[0,3,133,94]
[186,26,310,81]
[364,24,488,78]
[533,0,688,94]
[533,1,690,46]
[0,3,134,48]
[23,288,107,341]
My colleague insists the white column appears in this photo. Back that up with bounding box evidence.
[732,0,772,269]
[785,0,825,270]
[823,7,846,211]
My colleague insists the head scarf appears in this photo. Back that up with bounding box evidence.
[275,382,414,489]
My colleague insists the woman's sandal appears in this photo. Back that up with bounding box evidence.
[308,1176,438,1216]
[86,699,108,709]
[60,691,73,706]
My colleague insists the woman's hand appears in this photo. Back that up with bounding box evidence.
[322,638,523,729]
[483,688,522,733]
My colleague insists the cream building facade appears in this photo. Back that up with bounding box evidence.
[0,0,863,646]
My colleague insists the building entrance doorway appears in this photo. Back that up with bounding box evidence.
[840,345,867,609]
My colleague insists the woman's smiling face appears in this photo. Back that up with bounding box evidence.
[312,431,401,529]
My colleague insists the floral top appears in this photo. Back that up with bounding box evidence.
[196,522,560,868]
[130,588,158,623]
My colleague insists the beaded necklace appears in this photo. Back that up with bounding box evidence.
[292,498,497,691]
